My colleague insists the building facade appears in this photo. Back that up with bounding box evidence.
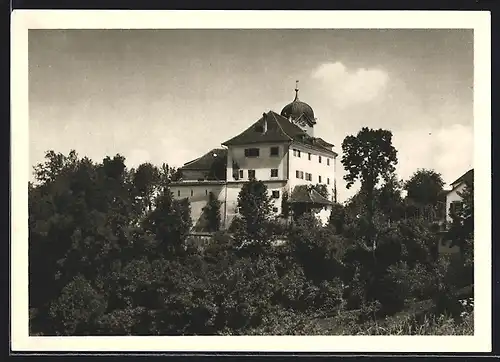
[170,85,338,230]
[438,168,473,255]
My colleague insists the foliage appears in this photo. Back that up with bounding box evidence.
[341,128,398,249]
[203,192,222,232]
[404,169,445,207]
[281,190,290,218]
[29,141,473,336]
[142,189,192,257]
[341,128,398,191]
[234,179,274,250]
[207,153,227,180]
[328,203,346,234]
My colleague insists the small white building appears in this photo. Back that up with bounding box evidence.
[438,168,473,255]
[445,169,473,224]
[169,84,338,230]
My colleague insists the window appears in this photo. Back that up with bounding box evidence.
[248,170,256,179]
[270,147,279,156]
[327,178,330,185]
[297,150,301,158]
[177,190,180,197]
[190,190,194,197]
[205,189,208,195]
[327,158,330,166]
[293,149,297,157]
[244,148,260,157]
[318,175,322,183]
[308,153,311,160]
[272,207,279,213]
[306,173,312,181]
[300,171,304,179]
[272,190,280,199]
[319,155,322,163]
[239,169,244,179]
[271,169,278,178]
[296,170,300,179]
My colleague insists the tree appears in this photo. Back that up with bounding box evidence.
[142,189,192,257]
[48,275,107,335]
[32,150,79,186]
[281,191,290,219]
[203,192,222,232]
[328,203,346,234]
[404,169,445,207]
[404,169,445,222]
[234,179,273,249]
[341,127,398,249]
[207,154,227,181]
[375,174,405,223]
[132,163,161,212]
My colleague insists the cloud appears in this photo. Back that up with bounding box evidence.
[393,123,473,187]
[311,62,389,108]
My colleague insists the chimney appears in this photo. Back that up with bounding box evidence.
[262,113,268,133]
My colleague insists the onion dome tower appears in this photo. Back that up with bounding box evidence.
[280,80,317,136]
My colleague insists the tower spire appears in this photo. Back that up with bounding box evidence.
[294,80,299,101]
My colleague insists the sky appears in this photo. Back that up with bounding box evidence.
[29,29,474,202]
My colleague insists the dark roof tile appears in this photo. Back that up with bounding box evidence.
[222,111,337,156]
[289,185,333,205]
[450,169,473,187]
[182,148,227,170]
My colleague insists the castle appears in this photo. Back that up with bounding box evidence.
[169,82,338,231]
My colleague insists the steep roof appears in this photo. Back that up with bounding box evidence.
[289,185,333,205]
[450,169,473,188]
[181,148,227,170]
[222,111,337,156]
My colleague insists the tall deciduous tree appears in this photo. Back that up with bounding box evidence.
[341,127,398,249]
[235,179,273,249]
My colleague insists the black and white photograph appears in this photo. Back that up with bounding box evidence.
[11,10,491,353]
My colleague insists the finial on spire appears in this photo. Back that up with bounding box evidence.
[294,80,299,100]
